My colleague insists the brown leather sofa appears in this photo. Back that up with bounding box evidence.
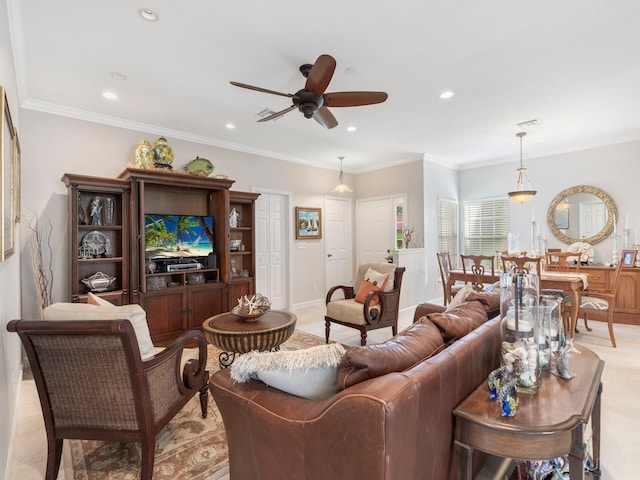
[210,295,501,480]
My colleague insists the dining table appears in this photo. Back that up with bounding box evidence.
[448,269,588,339]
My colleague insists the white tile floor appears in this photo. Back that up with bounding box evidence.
[10,302,640,479]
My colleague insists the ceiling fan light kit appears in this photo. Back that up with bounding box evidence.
[231,54,388,129]
[332,157,353,193]
[508,131,537,204]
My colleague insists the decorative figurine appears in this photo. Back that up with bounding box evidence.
[498,380,519,417]
[90,197,103,225]
[487,366,505,400]
[229,208,239,228]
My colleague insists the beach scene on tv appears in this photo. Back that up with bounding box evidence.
[145,214,214,259]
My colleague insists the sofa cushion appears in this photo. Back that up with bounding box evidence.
[446,284,473,310]
[337,320,445,390]
[467,290,501,313]
[427,300,489,342]
[87,292,114,306]
[326,298,380,326]
[44,302,155,361]
[230,343,346,400]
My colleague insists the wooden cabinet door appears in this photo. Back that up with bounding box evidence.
[188,283,227,330]
[228,278,255,308]
[617,269,640,314]
[140,289,187,342]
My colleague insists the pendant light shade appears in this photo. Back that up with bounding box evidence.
[332,156,353,193]
[508,132,536,204]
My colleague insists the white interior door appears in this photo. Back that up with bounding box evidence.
[356,197,394,264]
[255,191,289,310]
[580,201,606,239]
[325,197,353,293]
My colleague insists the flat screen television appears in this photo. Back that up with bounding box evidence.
[145,214,214,260]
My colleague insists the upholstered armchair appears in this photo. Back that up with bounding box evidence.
[7,317,209,480]
[325,262,405,345]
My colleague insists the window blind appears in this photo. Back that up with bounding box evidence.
[437,199,459,266]
[463,197,508,256]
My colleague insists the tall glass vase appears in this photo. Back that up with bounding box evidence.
[500,271,540,394]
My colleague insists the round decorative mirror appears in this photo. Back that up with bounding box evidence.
[547,185,617,245]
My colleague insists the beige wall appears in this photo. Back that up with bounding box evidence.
[1,0,23,475]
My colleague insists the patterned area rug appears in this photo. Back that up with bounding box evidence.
[65,329,326,480]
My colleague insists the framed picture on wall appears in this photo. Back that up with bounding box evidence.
[1,85,16,261]
[295,207,322,239]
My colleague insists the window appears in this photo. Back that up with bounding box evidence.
[437,199,459,266]
[464,197,508,256]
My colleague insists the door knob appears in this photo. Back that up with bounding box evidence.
[327,253,333,257]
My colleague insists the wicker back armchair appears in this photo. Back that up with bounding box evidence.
[7,318,209,480]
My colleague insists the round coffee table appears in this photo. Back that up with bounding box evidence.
[202,310,297,368]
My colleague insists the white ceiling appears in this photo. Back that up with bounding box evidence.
[7,0,640,173]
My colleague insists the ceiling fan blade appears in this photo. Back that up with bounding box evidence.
[304,54,336,97]
[230,81,293,98]
[257,105,297,122]
[313,106,338,129]
[324,91,388,107]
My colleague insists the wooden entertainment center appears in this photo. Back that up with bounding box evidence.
[63,168,259,343]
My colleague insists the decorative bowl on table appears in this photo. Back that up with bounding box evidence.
[231,293,271,322]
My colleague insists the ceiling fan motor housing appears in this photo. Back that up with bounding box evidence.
[294,89,324,118]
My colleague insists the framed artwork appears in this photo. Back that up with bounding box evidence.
[295,207,322,239]
[554,208,569,229]
[1,86,16,261]
[13,129,20,223]
[621,249,637,267]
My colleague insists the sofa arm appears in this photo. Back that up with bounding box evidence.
[210,367,420,480]
[413,302,446,323]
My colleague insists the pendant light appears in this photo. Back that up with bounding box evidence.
[332,156,353,193]
[508,132,537,204]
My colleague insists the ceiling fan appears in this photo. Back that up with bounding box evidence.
[230,54,388,129]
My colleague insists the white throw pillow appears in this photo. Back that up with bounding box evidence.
[230,342,346,400]
[363,267,389,289]
[446,284,474,311]
[44,302,155,361]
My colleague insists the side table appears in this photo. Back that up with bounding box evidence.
[202,310,297,368]
[453,344,604,480]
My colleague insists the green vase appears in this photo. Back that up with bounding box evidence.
[153,137,174,169]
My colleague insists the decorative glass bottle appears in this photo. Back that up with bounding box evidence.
[537,294,563,372]
[500,271,540,394]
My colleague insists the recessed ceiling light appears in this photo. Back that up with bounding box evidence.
[110,72,127,81]
[102,91,118,100]
[139,9,159,21]
[440,91,454,99]
[346,126,357,132]
[225,123,235,129]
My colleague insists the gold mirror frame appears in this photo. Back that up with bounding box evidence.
[547,185,617,245]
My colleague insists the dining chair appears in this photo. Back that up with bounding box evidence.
[500,255,542,275]
[545,251,582,272]
[436,251,464,305]
[563,259,623,347]
[460,254,495,291]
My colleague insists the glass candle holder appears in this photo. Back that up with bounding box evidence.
[500,271,540,394]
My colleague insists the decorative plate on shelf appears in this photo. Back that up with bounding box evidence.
[81,230,107,256]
